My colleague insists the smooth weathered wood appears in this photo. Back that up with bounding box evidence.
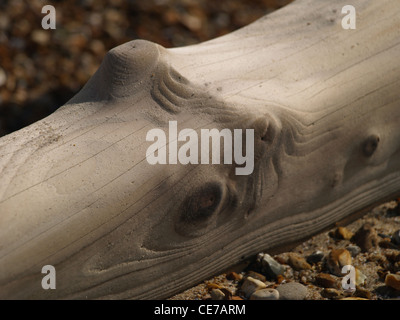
[1,0,400,299]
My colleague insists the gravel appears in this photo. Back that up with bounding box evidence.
[170,200,400,300]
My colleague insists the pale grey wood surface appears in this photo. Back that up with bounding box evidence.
[0,0,399,299]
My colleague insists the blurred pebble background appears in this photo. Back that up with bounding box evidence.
[0,0,292,137]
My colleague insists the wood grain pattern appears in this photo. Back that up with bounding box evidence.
[0,0,399,299]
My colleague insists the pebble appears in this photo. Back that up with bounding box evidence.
[246,271,266,282]
[385,273,400,291]
[276,274,286,284]
[355,268,367,286]
[0,68,6,87]
[221,288,233,300]
[326,249,352,276]
[315,273,338,288]
[346,245,361,257]
[354,287,372,299]
[250,288,279,300]
[240,276,267,298]
[226,271,242,281]
[207,283,222,290]
[392,229,400,245]
[321,288,342,299]
[307,250,325,264]
[210,289,225,300]
[334,226,354,240]
[298,269,312,285]
[352,223,379,251]
[288,253,312,270]
[276,282,308,300]
[260,253,285,279]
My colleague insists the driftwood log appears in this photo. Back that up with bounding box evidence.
[1,0,400,299]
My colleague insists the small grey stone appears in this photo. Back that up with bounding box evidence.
[240,276,267,298]
[346,245,361,257]
[306,250,324,264]
[261,253,285,279]
[392,229,400,245]
[277,282,308,300]
[250,288,279,300]
[210,288,225,300]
